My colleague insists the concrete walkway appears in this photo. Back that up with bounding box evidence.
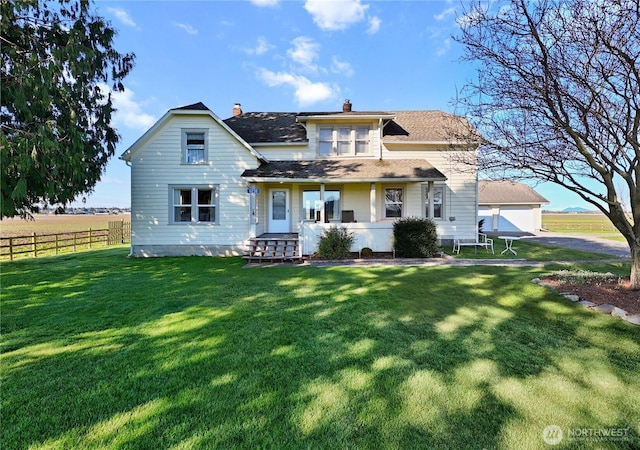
[248,232,631,268]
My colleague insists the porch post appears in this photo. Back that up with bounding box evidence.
[370,183,376,222]
[492,207,500,232]
[249,183,257,238]
[320,183,326,223]
[427,181,434,219]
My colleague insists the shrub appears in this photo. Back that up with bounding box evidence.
[360,247,373,258]
[317,226,354,259]
[393,217,439,258]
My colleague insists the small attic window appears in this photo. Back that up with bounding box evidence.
[182,129,208,164]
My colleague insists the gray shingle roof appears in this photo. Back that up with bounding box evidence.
[479,180,549,204]
[241,159,446,182]
[173,102,211,111]
[224,112,307,143]
[383,111,480,142]
[223,110,480,144]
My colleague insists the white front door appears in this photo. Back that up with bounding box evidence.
[268,189,290,233]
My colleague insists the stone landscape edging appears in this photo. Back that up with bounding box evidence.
[532,278,640,326]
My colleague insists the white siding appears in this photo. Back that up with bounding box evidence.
[128,110,478,255]
[130,115,260,255]
[257,145,315,161]
[342,184,371,222]
[381,144,478,240]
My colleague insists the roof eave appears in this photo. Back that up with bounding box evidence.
[120,107,269,164]
[242,176,447,183]
[383,140,481,147]
[297,114,396,122]
[251,141,309,147]
[479,201,550,205]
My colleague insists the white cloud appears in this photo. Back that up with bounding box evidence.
[304,0,369,30]
[331,57,354,77]
[456,6,485,28]
[244,37,275,55]
[435,7,456,21]
[257,68,338,106]
[174,22,198,35]
[107,7,136,27]
[109,88,157,131]
[287,36,321,71]
[367,16,381,34]
[436,38,451,56]
[250,0,280,6]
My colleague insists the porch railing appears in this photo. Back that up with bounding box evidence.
[299,221,395,256]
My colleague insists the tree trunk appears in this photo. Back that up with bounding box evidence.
[631,243,640,290]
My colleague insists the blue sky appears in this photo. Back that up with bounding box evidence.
[78,0,593,211]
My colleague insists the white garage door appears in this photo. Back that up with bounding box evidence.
[498,207,535,232]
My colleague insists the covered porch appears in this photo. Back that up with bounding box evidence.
[242,159,448,256]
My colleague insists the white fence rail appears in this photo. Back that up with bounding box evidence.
[299,222,395,256]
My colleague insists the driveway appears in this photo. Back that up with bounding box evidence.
[522,232,630,259]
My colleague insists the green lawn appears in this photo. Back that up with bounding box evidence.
[447,238,617,260]
[1,248,638,449]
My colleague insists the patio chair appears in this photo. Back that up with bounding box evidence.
[341,210,356,223]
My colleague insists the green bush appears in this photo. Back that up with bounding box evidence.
[393,217,439,258]
[317,226,354,259]
[360,247,373,258]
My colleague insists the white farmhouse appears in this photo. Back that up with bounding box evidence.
[120,101,481,259]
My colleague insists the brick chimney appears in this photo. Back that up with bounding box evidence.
[342,99,352,112]
[232,103,243,116]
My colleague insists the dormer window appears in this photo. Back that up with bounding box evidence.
[182,129,208,164]
[318,126,371,156]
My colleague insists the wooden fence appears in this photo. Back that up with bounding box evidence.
[542,221,618,232]
[1,221,131,261]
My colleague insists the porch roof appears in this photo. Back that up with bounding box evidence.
[241,159,447,183]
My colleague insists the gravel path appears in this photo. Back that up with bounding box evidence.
[522,232,630,259]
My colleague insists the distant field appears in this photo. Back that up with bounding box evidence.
[0,214,131,238]
[542,212,623,237]
[0,212,624,238]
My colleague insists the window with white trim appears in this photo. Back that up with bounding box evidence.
[182,129,208,164]
[171,186,218,223]
[385,188,403,218]
[424,186,444,220]
[318,126,371,156]
[302,189,341,222]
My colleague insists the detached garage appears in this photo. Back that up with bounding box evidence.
[478,180,549,233]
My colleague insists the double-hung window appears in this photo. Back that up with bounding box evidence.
[182,129,208,164]
[171,186,218,223]
[302,189,341,222]
[385,188,403,218]
[424,186,444,220]
[318,126,370,156]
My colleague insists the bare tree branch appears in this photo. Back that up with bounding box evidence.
[453,0,640,288]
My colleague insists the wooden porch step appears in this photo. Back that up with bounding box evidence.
[244,237,302,262]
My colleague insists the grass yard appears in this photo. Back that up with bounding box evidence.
[1,248,639,449]
[447,238,617,260]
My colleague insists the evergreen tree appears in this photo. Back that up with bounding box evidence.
[1,0,135,217]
